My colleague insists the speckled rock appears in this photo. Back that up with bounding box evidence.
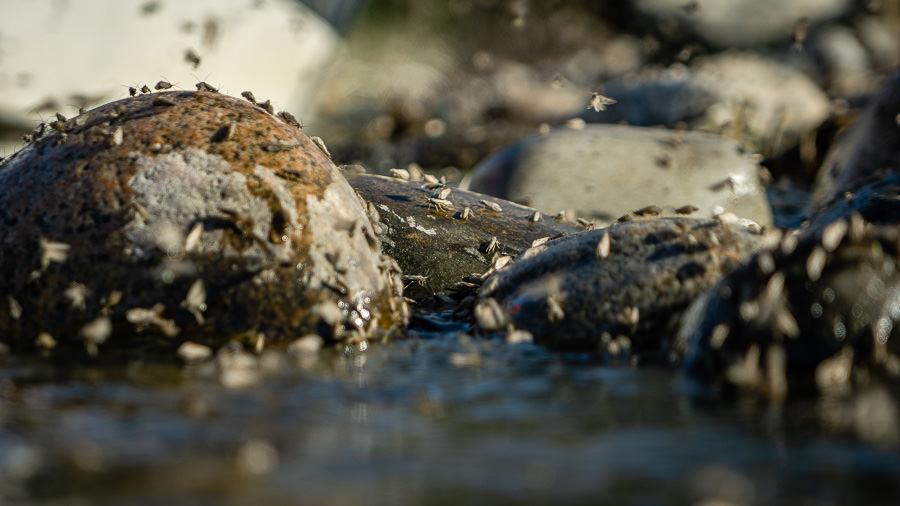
[675,217,900,396]
[629,0,850,49]
[347,173,580,300]
[583,53,832,157]
[468,124,772,227]
[0,90,406,353]
[810,71,900,214]
[476,217,763,357]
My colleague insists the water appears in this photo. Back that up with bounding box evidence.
[2,325,899,505]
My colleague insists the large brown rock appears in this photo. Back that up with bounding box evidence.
[0,90,406,353]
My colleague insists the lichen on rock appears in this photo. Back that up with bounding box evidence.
[0,90,406,354]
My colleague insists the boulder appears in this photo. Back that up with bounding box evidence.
[0,90,405,353]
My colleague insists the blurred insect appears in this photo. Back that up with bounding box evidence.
[310,136,331,158]
[587,91,616,112]
[185,48,202,68]
[426,197,454,212]
[792,17,809,51]
[277,111,302,128]
[241,90,257,104]
[196,82,218,92]
[258,99,274,114]
[140,85,151,94]
[153,96,177,106]
[155,80,173,90]
[480,200,502,212]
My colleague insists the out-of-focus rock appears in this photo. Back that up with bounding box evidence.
[0,0,340,127]
[468,124,773,228]
[585,52,832,157]
[347,173,579,300]
[477,217,763,357]
[813,24,876,96]
[0,90,405,353]
[810,71,900,214]
[630,0,851,49]
[676,218,900,396]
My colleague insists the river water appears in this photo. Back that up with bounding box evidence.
[2,319,899,505]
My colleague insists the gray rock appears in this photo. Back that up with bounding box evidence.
[477,217,763,357]
[347,173,579,300]
[630,0,850,48]
[0,90,406,353]
[468,124,773,227]
[585,52,832,157]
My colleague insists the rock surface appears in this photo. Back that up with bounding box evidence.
[584,52,832,157]
[347,172,579,300]
[810,72,900,214]
[0,90,405,353]
[468,124,773,227]
[676,218,900,396]
[476,217,763,357]
[629,0,850,49]
[0,0,340,127]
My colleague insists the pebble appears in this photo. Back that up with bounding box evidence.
[0,90,405,353]
[468,124,772,228]
[347,173,579,300]
[584,52,831,157]
[477,217,763,356]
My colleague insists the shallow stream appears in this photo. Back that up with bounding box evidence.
[2,321,899,505]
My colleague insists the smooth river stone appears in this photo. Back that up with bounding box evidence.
[0,90,406,353]
[468,124,773,228]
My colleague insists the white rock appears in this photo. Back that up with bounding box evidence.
[0,0,339,127]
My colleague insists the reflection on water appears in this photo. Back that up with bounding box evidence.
[1,331,900,505]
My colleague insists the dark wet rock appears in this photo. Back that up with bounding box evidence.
[468,124,773,227]
[583,53,831,157]
[676,219,900,396]
[347,173,579,300]
[0,90,406,353]
[807,175,900,232]
[810,72,900,214]
[629,0,849,49]
[476,217,763,357]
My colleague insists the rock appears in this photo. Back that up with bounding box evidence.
[629,0,850,49]
[676,218,900,396]
[467,124,773,227]
[0,0,342,127]
[0,90,405,353]
[584,52,832,157]
[476,217,763,357]
[809,71,900,214]
[347,173,579,300]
